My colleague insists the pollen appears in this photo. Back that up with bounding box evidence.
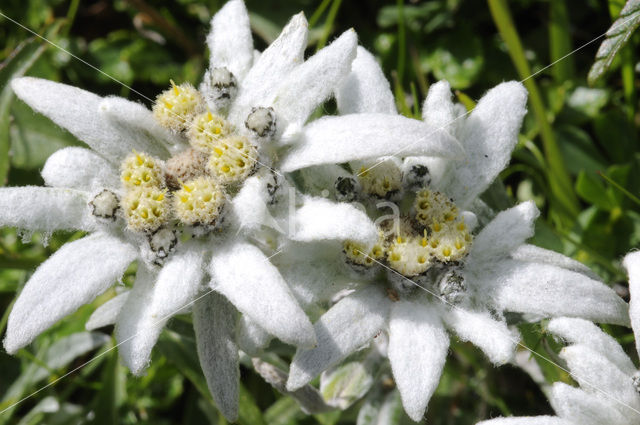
[173,176,225,226]
[121,151,164,189]
[153,81,203,132]
[187,111,231,152]
[356,158,403,199]
[206,135,258,186]
[122,187,171,232]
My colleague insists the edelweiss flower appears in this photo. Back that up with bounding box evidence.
[0,1,444,420]
[281,49,629,421]
[477,252,640,425]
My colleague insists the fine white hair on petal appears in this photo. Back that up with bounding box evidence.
[547,317,636,376]
[229,174,279,233]
[422,80,455,133]
[444,308,518,365]
[291,196,377,244]
[287,286,391,391]
[560,344,640,411]
[623,251,640,359]
[550,382,627,425]
[280,114,463,172]
[511,244,600,280]
[476,417,574,425]
[335,46,396,115]
[4,233,137,354]
[236,315,272,356]
[228,12,308,125]
[115,246,205,375]
[193,292,240,423]
[99,97,181,156]
[443,81,528,208]
[42,147,119,192]
[482,259,630,326]
[206,0,253,80]
[0,187,96,232]
[11,77,166,163]
[388,301,449,422]
[209,242,316,348]
[469,201,539,263]
[85,291,130,331]
[273,29,358,138]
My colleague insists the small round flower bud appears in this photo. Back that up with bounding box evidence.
[204,67,238,108]
[89,189,119,220]
[188,111,231,153]
[414,189,458,227]
[245,106,277,139]
[164,148,209,190]
[334,176,360,202]
[403,164,431,191]
[438,268,466,305]
[207,136,258,186]
[123,188,170,232]
[148,227,178,265]
[153,80,203,131]
[387,233,432,277]
[121,151,164,189]
[174,176,225,226]
[357,159,403,199]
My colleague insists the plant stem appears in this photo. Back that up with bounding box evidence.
[548,0,574,83]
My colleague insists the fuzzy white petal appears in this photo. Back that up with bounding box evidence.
[209,242,315,348]
[336,46,395,115]
[4,233,136,353]
[511,244,600,280]
[291,197,377,244]
[547,317,635,376]
[477,418,573,425]
[99,97,180,155]
[287,286,391,391]
[85,291,129,331]
[193,292,240,422]
[236,315,272,356]
[388,301,449,421]
[115,246,205,375]
[42,147,119,191]
[469,201,539,262]
[482,259,629,325]
[444,81,528,208]
[229,13,308,124]
[623,251,640,360]
[550,382,627,425]
[0,187,95,232]
[560,345,640,411]
[274,29,357,136]
[230,173,277,232]
[445,308,518,365]
[422,80,456,133]
[206,0,253,80]
[280,114,463,172]
[11,77,166,163]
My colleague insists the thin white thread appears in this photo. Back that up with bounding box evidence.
[0,249,282,414]
[358,250,640,417]
[0,10,282,177]
[357,12,639,177]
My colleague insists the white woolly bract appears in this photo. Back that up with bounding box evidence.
[206,0,253,80]
[550,382,628,425]
[287,286,391,391]
[0,187,96,232]
[208,242,315,348]
[623,251,640,360]
[280,114,463,172]
[42,147,119,191]
[85,291,129,331]
[511,244,600,280]
[336,46,396,115]
[476,417,574,425]
[422,80,456,134]
[4,233,136,353]
[388,301,449,422]
[236,315,272,356]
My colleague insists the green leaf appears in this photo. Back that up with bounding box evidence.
[588,0,640,84]
[575,171,616,210]
[421,30,484,89]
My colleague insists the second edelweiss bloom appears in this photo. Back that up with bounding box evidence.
[278,48,629,422]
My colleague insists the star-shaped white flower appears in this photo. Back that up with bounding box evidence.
[280,48,629,422]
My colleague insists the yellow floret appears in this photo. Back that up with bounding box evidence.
[122,187,170,232]
[206,135,258,186]
[152,80,203,131]
[414,189,458,227]
[430,221,471,262]
[187,111,231,152]
[173,176,225,226]
[356,159,402,198]
[387,234,432,277]
[343,238,385,268]
[120,151,164,189]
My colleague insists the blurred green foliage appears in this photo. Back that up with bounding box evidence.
[0,0,639,423]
